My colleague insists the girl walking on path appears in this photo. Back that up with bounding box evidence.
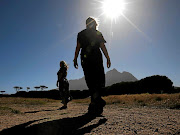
[57,61,72,110]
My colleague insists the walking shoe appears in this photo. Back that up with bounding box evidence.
[88,102,104,116]
[58,106,67,110]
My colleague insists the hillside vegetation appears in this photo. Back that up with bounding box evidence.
[73,93,180,109]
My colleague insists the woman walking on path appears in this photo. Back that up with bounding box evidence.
[57,61,72,110]
[73,17,111,115]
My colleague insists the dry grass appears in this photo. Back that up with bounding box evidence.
[0,94,179,115]
[0,106,21,115]
[0,97,58,115]
[73,98,91,104]
[73,93,180,109]
[0,97,57,105]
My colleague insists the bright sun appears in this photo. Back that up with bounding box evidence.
[102,0,126,19]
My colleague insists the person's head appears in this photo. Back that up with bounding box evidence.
[60,61,68,69]
[86,17,98,30]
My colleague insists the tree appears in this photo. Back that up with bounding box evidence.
[34,86,40,91]
[27,87,30,92]
[40,85,48,91]
[0,91,5,94]
[13,86,20,93]
[139,75,173,93]
[13,86,23,93]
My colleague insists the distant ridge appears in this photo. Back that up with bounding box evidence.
[69,68,138,90]
[105,68,138,86]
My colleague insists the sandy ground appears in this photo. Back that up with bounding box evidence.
[0,102,179,135]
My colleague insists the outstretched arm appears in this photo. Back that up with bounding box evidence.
[73,41,81,69]
[100,43,111,68]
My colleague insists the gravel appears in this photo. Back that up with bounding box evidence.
[0,102,179,135]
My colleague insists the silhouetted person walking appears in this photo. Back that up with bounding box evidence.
[74,17,111,115]
[57,61,72,109]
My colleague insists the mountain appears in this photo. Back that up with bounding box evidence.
[69,77,88,90]
[105,68,138,86]
[69,68,138,90]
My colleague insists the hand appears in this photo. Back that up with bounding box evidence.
[107,58,111,68]
[73,59,78,69]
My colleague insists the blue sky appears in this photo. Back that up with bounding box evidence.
[0,0,180,94]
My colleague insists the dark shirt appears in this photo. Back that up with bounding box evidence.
[77,29,106,61]
[57,67,67,82]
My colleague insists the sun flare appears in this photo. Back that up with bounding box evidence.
[102,0,126,19]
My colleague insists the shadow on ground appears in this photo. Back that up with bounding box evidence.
[24,109,56,114]
[0,113,107,135]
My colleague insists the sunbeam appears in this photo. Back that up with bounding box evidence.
[121,13,152,42]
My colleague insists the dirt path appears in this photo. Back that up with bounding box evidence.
[0,102,179,135]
